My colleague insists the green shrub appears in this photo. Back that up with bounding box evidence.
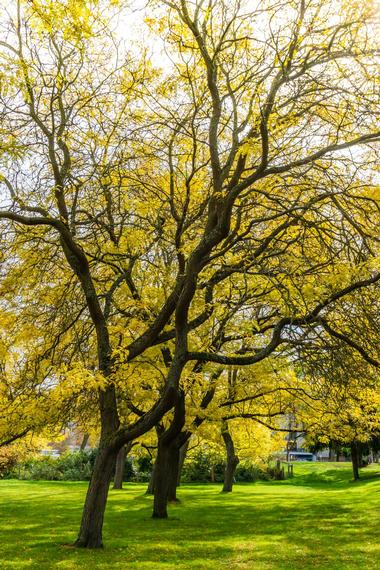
[235,461,270,482]
[17,457,63,481]
[136,455,153,474]
[181,448,271,483]
[122,457,135,481]
[182,447,225,482]
[9,450,97,481]
[58,450,96,480]
[9,449,151,482]
[8,447,270,483]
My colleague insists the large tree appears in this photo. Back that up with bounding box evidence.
[0,0,379,547]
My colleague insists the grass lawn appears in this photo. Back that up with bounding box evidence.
[1,462,380,569]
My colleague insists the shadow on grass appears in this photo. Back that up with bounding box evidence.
[0,470,380,569]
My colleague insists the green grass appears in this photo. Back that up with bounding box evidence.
[1,462,380,569]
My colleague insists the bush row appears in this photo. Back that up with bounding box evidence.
[7,450,98,481]
[182,452,269,482]
[4,448,270,483]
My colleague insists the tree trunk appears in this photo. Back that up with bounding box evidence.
[74,382,177,547]
[152,438,183,515]
[221,421,239,493]
[150,432,189,501]
[152,440,171,518]
[358,444,365,468]
[75,382,121,548]
[146,424,164,495]
[177,439,189,486]
[146,464,155,495]
[113,445,126,490]
[113,442,135,490]
[351,442,360,481]
[167,443,180,502]
[80,433,90,451]
[74,446,118,548]
[152,392,185,518]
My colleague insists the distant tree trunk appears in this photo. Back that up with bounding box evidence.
[113,441,135,489]
[146,464,155,495]
[221,421,239,493]
[177,439,189,486]
[351,442,360,481]
[80,433,90,451]
[113,446,127,489]
[335,445,341,462]
[358,444,365,468]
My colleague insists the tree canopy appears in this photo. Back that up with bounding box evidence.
[0,0,379,548]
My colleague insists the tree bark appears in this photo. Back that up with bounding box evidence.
[152,441,171,518]
[358,443,365,468]
[146,425,164,495]
[74,445,118,548]
[74,382,177,546]
[221,421,239,492]
[351,442,360,481]
[149,432,189,500]
[152,392,185,518]
[80,433,90,451]
[113,441,135,489]
[146,465,155,495]
[177,439,189,486]
[113,445,127,490]
[167,443,180,502]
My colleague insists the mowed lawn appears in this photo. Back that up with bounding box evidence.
[1,463,380,569]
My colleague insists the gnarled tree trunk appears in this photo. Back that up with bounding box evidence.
[74,444,118,548]
[75,384,176,546]
[150,432,189,501]
[74,376,121,548]
[152,392,185,518]
[152,440,172,518]
[221,420,239,493]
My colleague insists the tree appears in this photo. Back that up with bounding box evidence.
[297,340,380,481]
[113,441,137,489]
[0,0,380,548]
